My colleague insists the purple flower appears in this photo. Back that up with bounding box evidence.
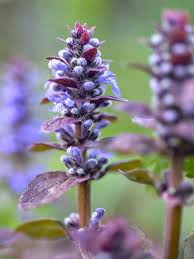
[148,10,194,156]
[0,57,43,193]
[42,22,122,179]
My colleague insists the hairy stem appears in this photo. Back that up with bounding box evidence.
[75,124,91,227]
[163,156,183,259]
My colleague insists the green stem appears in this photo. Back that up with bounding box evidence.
[163,156,183,259]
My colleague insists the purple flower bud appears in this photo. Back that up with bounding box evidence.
[150,33,163,46]
[71,107,79,115]
[82,102,95,113]
[82,44,93,52]
[77,168,85,175]
[90,128,100,140]
[66,37,74,46]
[98,157,108,164]
[64,213,79,230]
[90,208,105,226]
[77,57,87,66]
[61,155,75,168]
[67,168,76,175]
[95,120,109,129]
[89,38,100,47]
[93,57,102,66]
[64,98,75,108]
[82,81,96,91]
[73,66,84,76]
[67,146,82,163]
[58,49,72,61]
[83,119,93,130]
[85,159,98,169]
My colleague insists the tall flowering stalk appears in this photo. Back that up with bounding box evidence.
[101,10,194,259]
[0,57,41,193]
[19,23,140,229]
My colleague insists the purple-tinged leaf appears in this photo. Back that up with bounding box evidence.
[19,171,90,209]
[46,56,68,65]
[41,117,80,133]
[87,68,105,78]
[129,63,152,75]
[171,52,192,65]
[91,96,127,105]
[92,112,118,122]
[99,134,159,154]
[16,219,66,239]
[132,116,156,129]
[107,159,141,172]
[171,122,194,142]
[118,102,153,118]
[49,77,78,88]
[0,229,22,248]
[80,32,90,45]
[176,79,194,113]
[82,48,97,62]
[29,142,64,152]
[119,169,155,186]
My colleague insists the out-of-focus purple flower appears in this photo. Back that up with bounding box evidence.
[0,57,43,193]
[69,209,156,259]
[149,10,194,156]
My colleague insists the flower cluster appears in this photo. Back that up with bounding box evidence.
[43,22,122,179]
[64,209,156,259]
[0,57,42,193]
[149,10,194,156]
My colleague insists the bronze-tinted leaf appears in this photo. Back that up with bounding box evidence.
[118,102,153,118]
[40,96,50,105]
[49,77,78,88]
[120,169,155,185]
[100,134,159,155]
[16,219,66,239]
[19,172,90,209]
[82,47,97,62]
[107,159,141,172]
[129,63,152,75]
[91,96,127,105]
[92,112,117,122]
[29,143,64,152]
[41,117,80,133]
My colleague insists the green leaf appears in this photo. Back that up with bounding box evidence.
[184,158,194,178]
[108,159,141,172]
[181,234,194,259]
[15,219,66,239]
[120,169,155,185]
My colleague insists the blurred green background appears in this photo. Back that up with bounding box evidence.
[0,0,194,247]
